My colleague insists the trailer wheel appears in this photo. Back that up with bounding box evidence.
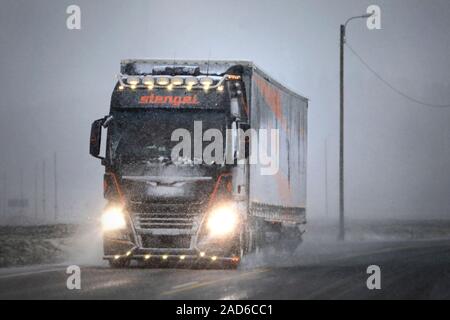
[252,218,266,254]
[108,258,131,268]
[279,225,303,254]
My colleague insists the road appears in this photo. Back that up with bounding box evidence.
[1,239,449,299]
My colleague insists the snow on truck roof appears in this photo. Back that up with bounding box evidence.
[121,59,253,76]
[120,59,308,102]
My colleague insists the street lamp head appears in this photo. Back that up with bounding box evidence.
[361,12,375,18]
[344,12,374,28]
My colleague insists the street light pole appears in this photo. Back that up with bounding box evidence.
[339,13,373,241]
[339,24,345,241]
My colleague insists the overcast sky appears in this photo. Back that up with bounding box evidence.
[1,0,450,223]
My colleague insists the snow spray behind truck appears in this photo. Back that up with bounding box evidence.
[90,60,308,268]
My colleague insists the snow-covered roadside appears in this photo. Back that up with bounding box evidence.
[0,224,103,268]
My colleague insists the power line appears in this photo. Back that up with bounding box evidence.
[345,42,450,108]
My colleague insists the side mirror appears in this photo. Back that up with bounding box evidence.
[90,118,104,160]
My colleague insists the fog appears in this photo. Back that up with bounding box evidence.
[1,0,450,224]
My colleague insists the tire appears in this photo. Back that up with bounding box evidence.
[249,218,265,253]
[262,222,303,254]
[279,225,303,254]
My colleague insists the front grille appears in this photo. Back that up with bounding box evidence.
[129,202,204,249]
[141,234,191,249]
[135,213,196,229]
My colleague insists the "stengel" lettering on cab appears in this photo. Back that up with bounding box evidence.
[139,94,199,107]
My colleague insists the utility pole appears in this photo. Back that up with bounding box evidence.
[42,160,46,221]
[3,172,7,219]
[339,23,345,240]
[1,172,5,220]
[19,168,24,217]
[339,12,374,241]
[54,152,58,222]
[324,139,329,218]
[34,163,38,221]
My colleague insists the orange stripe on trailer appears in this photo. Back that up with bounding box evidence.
[275,171,292,206]
[254,73,289,132]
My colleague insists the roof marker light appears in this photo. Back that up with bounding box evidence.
[227,75,241,80]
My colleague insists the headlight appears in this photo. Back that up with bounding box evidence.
[101,206,126,232]
[206,204,239,237]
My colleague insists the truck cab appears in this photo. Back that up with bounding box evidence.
[90,60,307,268]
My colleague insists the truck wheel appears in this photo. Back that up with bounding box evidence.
[108,258,131,268]
[226,229,246,269]
[239,230,246,259]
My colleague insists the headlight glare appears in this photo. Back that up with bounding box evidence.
[206,204,238,237]
[101,206,126,231]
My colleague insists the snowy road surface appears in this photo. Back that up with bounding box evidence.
[0,239,450,299]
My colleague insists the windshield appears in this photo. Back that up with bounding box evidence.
[109,109,227,164]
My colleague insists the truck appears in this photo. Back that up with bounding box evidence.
[89,60,308,268]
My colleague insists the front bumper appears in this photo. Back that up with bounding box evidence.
[101,200,243,265]
[103,236,240,261]
[104,252,239,264]
[103,245,241,269]
[102,228,241,265]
